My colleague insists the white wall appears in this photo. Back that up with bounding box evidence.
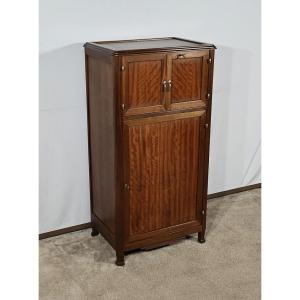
[39,0,261,233]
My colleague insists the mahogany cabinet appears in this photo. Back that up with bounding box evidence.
[84,37,216,266]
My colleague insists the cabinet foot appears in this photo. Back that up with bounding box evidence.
[115,251,125,266]
[198,232,206,243]
[91,227,99,237]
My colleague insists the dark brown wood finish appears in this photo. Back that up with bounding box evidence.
[84,37,216,266]
[124,112,205,238]
[86,37,216,56]
[86,56,116,234]
[121,54,167,116]
[168,50,210,112]
[114,54,126,266]
[198,49,215,243]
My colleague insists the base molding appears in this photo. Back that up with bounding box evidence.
[39,222,91,240]
[39,183,261,240]
[207,183,261,199]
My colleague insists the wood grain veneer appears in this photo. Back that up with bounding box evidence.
[84,37,216,266]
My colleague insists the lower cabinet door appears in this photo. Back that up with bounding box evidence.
[123,111,207,241]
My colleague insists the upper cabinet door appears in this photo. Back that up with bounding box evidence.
[167,50,210,111]
[122,54,167,116]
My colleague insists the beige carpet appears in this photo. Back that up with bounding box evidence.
[39,189,261,300]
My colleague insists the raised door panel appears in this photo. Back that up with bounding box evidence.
[122,54,167,116]
[167,51,210,111]
[123,111,207,240]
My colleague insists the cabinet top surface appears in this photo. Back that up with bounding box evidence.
[85,37,216,54]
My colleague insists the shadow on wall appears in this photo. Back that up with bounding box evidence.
[39,43,91,233]
[209,45,259,192]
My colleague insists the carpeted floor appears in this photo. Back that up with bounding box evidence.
[39,189,261,300]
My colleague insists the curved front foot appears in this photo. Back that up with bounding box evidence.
[198,232,206,243]
[91,227,99,237]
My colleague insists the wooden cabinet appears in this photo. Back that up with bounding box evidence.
[84,37,216,266]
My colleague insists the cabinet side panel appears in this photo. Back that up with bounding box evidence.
[87,56,116,234]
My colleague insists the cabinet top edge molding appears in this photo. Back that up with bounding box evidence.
[84,37,216,56]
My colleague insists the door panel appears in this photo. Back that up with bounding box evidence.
[167,51,210,111]
[172,57,202,102]
[122,54,167,116]
[123,111,206,238]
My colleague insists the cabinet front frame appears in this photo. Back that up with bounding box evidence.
[118,48,215,250]
[121,50,210,117]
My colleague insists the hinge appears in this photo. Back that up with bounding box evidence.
[124,183,130,191]
[207,58,212,64]
[205,124,209,129]
[206,93,211,100]
[201,209,205,215]
[121,104,125,110]
[121,65,125,71]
